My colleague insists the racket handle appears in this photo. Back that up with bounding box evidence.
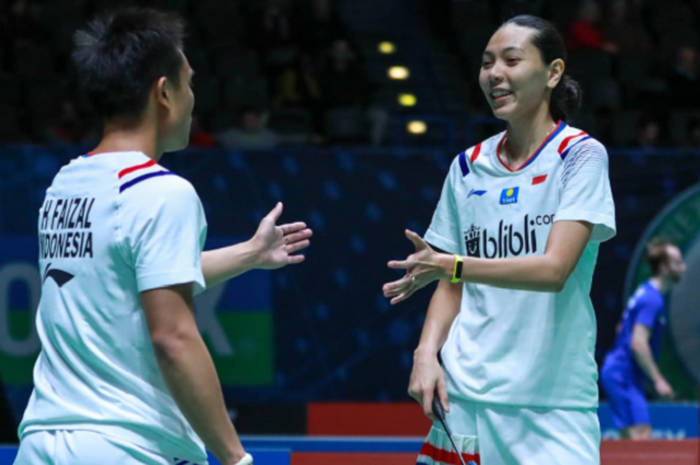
[432,395,446,421]
[432,395,467,465]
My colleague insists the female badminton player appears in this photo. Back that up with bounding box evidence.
[383,15,616,465]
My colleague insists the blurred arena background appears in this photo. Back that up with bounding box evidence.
[0,0,698,463]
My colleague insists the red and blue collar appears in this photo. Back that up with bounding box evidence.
[496,120,566,172]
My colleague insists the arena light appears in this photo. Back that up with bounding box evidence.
[407,120,427,135]
[398,93,417,107]
[379,42,396,54]
[388,66,410,80]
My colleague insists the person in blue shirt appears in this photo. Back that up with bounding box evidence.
[601,238,686,439]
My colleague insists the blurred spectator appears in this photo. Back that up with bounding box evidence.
[216,107,282,149]
[216,107,312,149]
[666,46,700,109]
[189,113,215,148]
[593,106,615,146]
[1,0,51,74]
[273,52,326,135]
[684,117,700,148]
[567,0,619,53]
[248,1,300,77]
[603,0,652,55]
[321,39,371,108]
[1,0,50,47]
[298,0,348,52]
[631,114,665,148]
[321,38,388,145]
[47,99,96,144]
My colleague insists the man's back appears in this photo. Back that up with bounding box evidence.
[19,151,209,463]
[14,9,311,464]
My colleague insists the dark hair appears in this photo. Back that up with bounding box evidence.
[72,8,185,122]
[646,238,676,275]
[501,15,582,122]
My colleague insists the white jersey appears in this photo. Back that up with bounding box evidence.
[18,151,209,463]
[425,122,616,409]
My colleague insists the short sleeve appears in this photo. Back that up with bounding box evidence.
[555,138,616,242]
[424,159,462,254]
[635,295,664,329]
[120,176,207,295]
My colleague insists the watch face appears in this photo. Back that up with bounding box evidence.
[456,259,464,279]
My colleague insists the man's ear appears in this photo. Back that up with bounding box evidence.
[154,76,172,110]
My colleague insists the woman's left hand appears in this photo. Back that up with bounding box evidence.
[382,230,449,305]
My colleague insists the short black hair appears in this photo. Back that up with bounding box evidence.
[72,8,185,122]
[501,15,582,123]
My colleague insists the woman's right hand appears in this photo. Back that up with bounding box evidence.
[408,349,450,421]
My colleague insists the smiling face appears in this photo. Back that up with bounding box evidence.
[479,24,563,124]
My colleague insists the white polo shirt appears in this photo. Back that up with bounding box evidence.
[425,122,616,409]
[19,151,209,462]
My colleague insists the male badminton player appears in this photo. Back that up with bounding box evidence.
[601,239,685,439]
[14,8,312,465]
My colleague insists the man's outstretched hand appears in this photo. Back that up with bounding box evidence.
[252,202,313,270]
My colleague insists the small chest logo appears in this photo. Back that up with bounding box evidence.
[499,187,519,205]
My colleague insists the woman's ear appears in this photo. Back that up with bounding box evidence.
[547,58,565,89]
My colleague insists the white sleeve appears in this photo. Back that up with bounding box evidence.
[424,159,462,254]
[555,138,616,242]
[120,176,207,294]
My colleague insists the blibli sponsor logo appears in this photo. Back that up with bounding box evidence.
[464,214,555,258]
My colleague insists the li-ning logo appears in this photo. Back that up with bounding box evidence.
[464,214,555,258]
[42,263,74,287]
[468,189,487,199]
